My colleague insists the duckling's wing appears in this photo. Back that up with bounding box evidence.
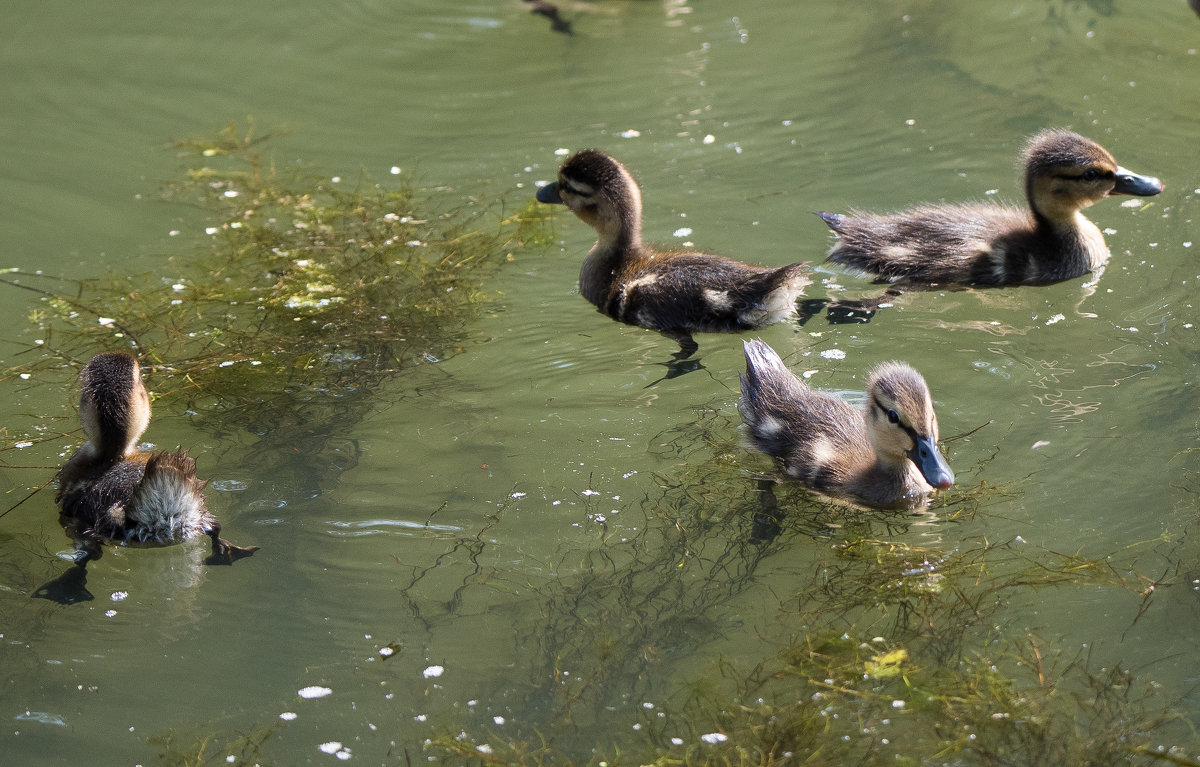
[58,460,147,541]
[623,256,809,331]
[740,340,871,490]
[821,204,1031,283]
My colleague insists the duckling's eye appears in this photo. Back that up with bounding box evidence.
[886,409,900,424]
[1081,169,1100,181]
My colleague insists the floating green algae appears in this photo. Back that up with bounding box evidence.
[0,123,552,497]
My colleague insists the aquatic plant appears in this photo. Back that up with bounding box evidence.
[418,406,1192,767]
[149,723,282,767]
[0,122,552,498]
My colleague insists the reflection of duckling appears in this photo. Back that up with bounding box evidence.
[524,0,572,34]
[739,339,953,507]
[537,150,811,358]
[817,129,1162,285]
[55,353,258,565]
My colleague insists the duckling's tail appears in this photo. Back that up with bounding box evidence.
[739,339,806,458]
[814,211,844,232]
[128,450,209,542]
[750,262,812,324]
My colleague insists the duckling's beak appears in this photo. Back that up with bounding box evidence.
[909,435,954,490]
[536,181,564,204]
[1111,167,1163,197]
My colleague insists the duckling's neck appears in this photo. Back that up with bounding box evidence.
[579,201,644,307]
[862,455,926,504]
[1025,171,1109,275]
[1029,207,1108,276]
[76,435,138,467]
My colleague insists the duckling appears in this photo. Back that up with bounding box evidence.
[817,129,1162,285]
[739,339,953,507]
[54,352,258,566]
[537,149,811,358]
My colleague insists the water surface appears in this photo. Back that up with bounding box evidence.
[2,0,1199,764]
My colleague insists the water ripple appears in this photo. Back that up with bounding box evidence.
[324,519,462,537]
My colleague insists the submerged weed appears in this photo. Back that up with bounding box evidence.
[0,123,550,493]
[417,407,1193,766]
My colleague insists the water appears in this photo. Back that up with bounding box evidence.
[2,0,1199,763]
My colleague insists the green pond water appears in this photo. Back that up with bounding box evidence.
[3,0,1200,764]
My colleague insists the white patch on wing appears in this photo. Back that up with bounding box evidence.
[752,414,785,437]
[703,288,733,311]
[624,273,659,291]
[743,283,802,325]
[880,245,917,260]
[964,239,992,257]
[808,437,838,469]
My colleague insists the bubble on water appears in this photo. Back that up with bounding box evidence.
[298,686,333,699]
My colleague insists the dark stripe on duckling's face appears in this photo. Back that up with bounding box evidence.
[1052,168,1115,184]
[872,400,954,490]
[1050,166,1162,198]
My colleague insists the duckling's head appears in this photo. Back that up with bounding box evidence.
[1022,129,1161,223]
[865,362,954,490]
[77,352,151,462]
[537,150,642,244]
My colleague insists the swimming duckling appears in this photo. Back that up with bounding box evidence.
[54,352,258,566]
[739,339,953,507]
[817,129,1162,285]
[537,149,811,358]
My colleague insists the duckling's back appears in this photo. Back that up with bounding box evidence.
[615,256,810,332]
[739,340,872,490]
[57,456,148,540]
[819,204,1038,284]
